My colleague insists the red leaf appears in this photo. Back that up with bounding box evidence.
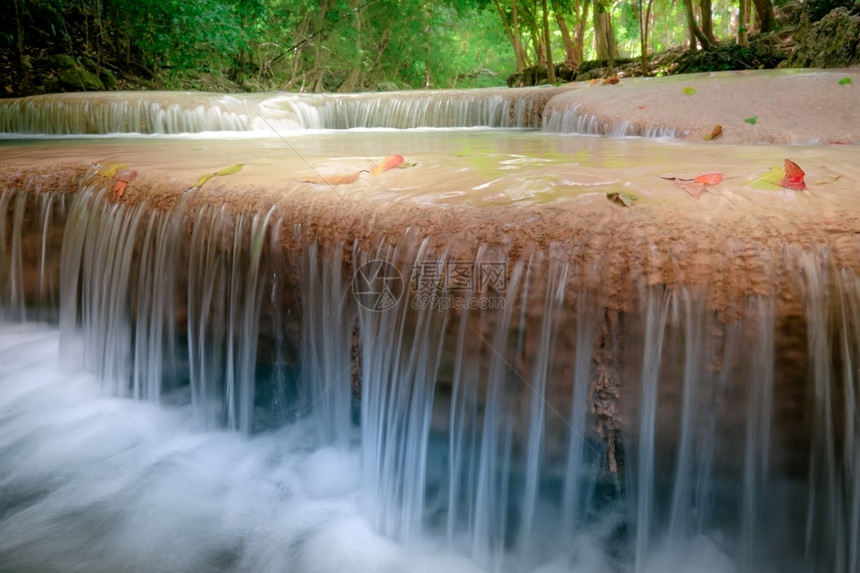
[693,172,723,186]
[780,159,806,190]
[114,180,128,198]
[370,154,405,176]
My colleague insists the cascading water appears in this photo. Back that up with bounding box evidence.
[1,83,859,573]
[0,87,560,135]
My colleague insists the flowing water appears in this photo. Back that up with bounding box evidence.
[1,88,859,573]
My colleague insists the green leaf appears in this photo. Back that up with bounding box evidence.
[749,166,784,191]
[683,86,696,95]
[744,116,758,125]
[606,191,638,207]
[192,164,243,189]
[839,77,852,86]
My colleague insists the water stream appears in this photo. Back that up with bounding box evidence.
[1,87,858,573]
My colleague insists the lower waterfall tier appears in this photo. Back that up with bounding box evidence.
[1,130,859,572]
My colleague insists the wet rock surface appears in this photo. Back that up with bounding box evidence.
[786,6,860,68]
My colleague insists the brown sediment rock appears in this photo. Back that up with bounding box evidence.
[544,69,860,144]
[2,70,859,475]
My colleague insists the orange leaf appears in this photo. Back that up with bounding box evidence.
[780,159,806,190]
[693,172,723,186]
[704,125,723,141]
[114,180,128,198]
[370,154,405,176]
[602,75,620,85]
[302,172,362,185]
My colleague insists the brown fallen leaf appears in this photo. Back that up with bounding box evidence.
[660,171,723,199]
[704,125,723,141]
[302,172,362,185]
[602,75,620,85]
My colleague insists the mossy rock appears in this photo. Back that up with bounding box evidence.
[58,66,104,90]
[80,56,99,74]
[786,6,860,67]
[675,42,786,73]
[51,53,105,91]
[100,68,118,89]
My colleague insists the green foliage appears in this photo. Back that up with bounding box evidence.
[0,0,790,95]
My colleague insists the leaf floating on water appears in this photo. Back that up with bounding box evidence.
[98,166,136,198]
[193,173,216,188]
[693,172,723,186]
[370,154,405,176]
[704,125,723,141]
[839,77,852,86]
[660,171,722,199]
[606,191,637,207]
[780,158,806,190]
[749,166,785,190]
[683,86,696,95]
[659,172,723,186]
[215,164,244,176]
[96,162,128,178]
[302,172,362,185]
[602,75,620,85]
[192,163,244,189]
[744,116,758,125]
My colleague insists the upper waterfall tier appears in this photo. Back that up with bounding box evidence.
[0,87,564,135]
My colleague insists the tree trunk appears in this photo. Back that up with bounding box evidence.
[593,0,617,65]
[493,0,530,72]
[638,0,655,74]
[338,0,362,92]
[752,0,775,33]
[541,0,556,82]
[700,0,717,44]
[554,10,576,64]
[683,0,712,50]
[573,0,590,67]
[738,0,751,46]
[309,0,330,91]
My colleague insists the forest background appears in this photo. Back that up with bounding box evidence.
[0,0,856,98]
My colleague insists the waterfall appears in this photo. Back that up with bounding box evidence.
[2,87,859,570]
[0,88,561,135]
[542,103,678,138]
[6,179,859,571]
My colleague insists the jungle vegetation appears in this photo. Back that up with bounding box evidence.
[0,0,854,96]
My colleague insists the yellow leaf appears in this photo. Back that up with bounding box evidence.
[191,164,244,189]
[215,163,243,176]
[192,173,216,189]
[96,162,128,178]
